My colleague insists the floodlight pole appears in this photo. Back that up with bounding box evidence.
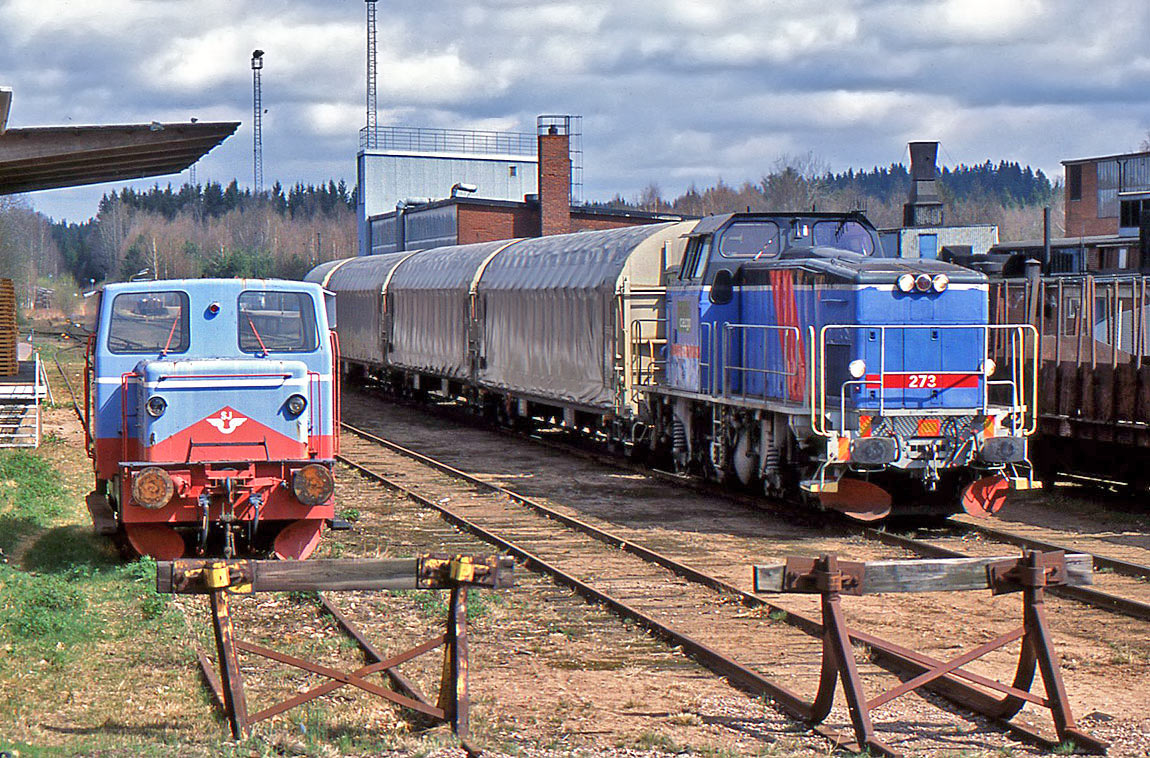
[366,0,378,149]
[251,50,264,194]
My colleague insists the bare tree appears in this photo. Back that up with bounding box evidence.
[760,152,830,212]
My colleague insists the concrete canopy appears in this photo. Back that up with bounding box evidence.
[0,121,238,195]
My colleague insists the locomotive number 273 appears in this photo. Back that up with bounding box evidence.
[907,373,938,388]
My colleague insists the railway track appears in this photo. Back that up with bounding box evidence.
[336,419,1100,753]
[368,388,1150,625]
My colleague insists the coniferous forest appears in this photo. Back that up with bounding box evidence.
[0,157,1059,318]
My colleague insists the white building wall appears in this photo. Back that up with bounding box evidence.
[357,150,537,256]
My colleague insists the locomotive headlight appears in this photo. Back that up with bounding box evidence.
[132,466,174,509]
[915,273,933,292]
[981,358,997,376]
[285,394,308,417]
[293,463,335,506]
[145,396,167,418]
[897,273,915,293]
[848,359,867,379]
[932,274,949,292]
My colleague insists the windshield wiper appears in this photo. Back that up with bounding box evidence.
[247,316,270,357]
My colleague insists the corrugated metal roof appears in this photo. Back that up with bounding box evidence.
[479,224,676,291]
[0,121,238,195]
[389,240,511,291]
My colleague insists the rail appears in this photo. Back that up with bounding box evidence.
[340,421,1110,754]
[812,323,1038,438]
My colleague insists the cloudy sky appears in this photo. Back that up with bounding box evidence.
[4,0,1150,222]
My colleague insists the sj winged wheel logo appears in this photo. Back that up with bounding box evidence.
[207,409,248,435]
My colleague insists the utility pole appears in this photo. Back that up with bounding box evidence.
[366,0,377,149]
[251,49,265,194]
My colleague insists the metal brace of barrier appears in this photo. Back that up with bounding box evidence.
[157,555,515,757]
[753,551,1107,757]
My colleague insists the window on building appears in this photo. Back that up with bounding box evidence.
[1121,199,1146,229]
[1067,164,1082,201]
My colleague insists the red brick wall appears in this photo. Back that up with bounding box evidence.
[538,133,571,236]
[1066,162,1119,237]
[571,214,659,231]
[457,205,538,244]
[455,204,667,245]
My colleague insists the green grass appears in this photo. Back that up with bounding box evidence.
[394,587,501,621]
[0,449,74,557]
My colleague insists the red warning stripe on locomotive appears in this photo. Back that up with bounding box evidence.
[863,372,979,390]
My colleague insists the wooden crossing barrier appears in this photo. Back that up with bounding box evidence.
[158,555,515,756]
[753,551,1107,757]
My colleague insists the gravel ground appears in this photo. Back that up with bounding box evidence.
[324,388,1150,756]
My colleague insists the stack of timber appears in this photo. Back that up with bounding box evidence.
[0,279,16,377]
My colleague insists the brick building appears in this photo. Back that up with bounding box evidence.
[1053,150,1150,272]
[362,117,682,256]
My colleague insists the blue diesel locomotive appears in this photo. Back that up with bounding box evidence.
[312,212,1036,520]
[655,213,1037,519]
[85,279,340,560]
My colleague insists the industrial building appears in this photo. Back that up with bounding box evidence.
[357,115,682,256]
[988,150,1150,275]
[878,141,999,260]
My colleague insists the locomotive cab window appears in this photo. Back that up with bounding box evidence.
[107,291,190,355]
[238,291,318,354]
[812,220,877,255]
[680,237,712,280]
[718,221,780,259]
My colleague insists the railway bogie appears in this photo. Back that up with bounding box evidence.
[311,212,1037,521]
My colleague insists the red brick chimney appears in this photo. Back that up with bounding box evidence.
[537,126,571,237]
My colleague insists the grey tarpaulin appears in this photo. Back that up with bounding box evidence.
[304,254,411,366]
[476,224,675,410]
[386,241,511,379]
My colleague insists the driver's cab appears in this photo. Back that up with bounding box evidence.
[88,279,336,478]
[664,213,880,397]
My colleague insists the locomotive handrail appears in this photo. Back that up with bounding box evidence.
[720,323,802,403]
[815,323,1039,438]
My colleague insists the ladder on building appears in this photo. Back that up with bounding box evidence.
[0,355,48,448]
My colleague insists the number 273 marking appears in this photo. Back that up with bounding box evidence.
[907,373,937,388]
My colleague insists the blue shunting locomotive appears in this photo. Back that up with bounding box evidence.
[85,278,339,560]
[312,211,1037,520]
[654,212,1037,519]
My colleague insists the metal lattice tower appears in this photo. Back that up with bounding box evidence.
[366,0,378,149]
[251,49,265,193]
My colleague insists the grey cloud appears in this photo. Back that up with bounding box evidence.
[5,0,1150,220]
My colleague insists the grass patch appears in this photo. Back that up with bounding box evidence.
[0,564,94,665]
[395,588,500,621]
[0,449,75,557]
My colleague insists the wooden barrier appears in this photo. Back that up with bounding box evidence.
[158,555,514,757]
[753,551,1107,757]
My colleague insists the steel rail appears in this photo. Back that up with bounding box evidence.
[338,421,1064,752]
[866,529,1150,623]
[947,518,1150,580]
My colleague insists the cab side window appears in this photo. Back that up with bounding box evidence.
[679,238,712,281]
